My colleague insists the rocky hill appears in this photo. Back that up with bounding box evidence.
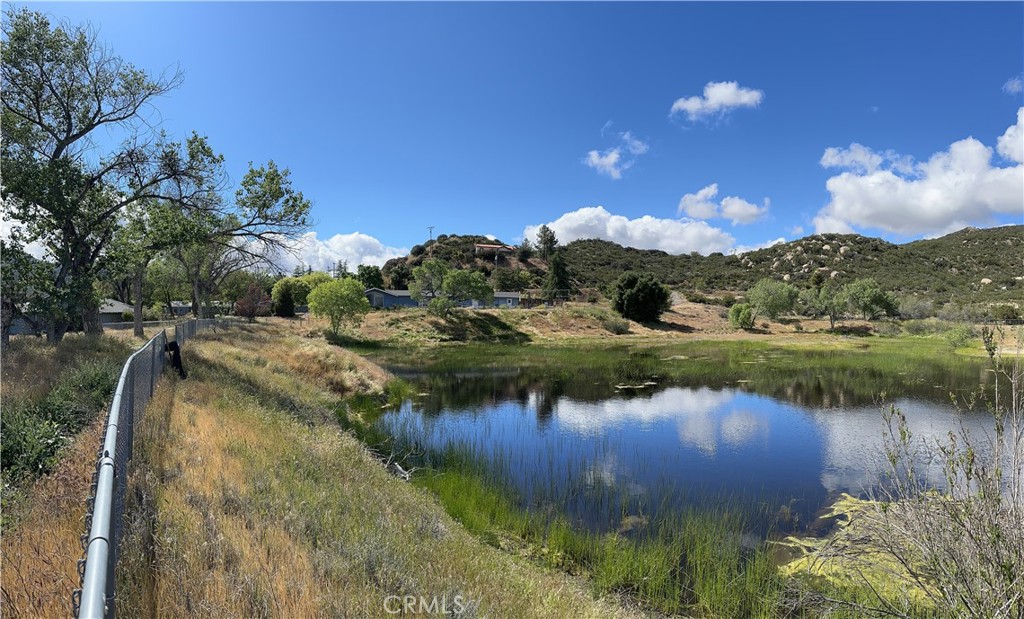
[381,226,1023,302]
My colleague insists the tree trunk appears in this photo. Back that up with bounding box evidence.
[133,263,145,337]
[1,296,13,347]
[82,296,103,335]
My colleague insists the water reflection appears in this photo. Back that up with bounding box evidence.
[372,347,996,535]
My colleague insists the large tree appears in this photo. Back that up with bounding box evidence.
[1,9,225,340]
[536,225,558,260]
[308,278,370,335]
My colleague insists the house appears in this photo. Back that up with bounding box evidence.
[99,299,134,325]
[458,292,521,309]
[473,243,515,256]
[365,288,420,309]
[170,301,192,317]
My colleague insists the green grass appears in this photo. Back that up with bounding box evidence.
[408,454,785,616]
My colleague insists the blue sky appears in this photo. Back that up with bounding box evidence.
[12,2,1024,269]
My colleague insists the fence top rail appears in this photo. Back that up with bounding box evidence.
[77,328,167,619]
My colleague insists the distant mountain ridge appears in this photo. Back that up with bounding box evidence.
[382,226,1023,302]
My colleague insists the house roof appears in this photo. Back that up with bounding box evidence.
[365,288,413,297]
[474,243,515,251]
[99,299,133,314]
[493,292,521,298]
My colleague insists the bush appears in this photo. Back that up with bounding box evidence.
[612,272,670,322]
[898,296,934,319]
[120,310,134,322]
[943,323,975,350]
[991,304,1021,321]
[600,315,630,335]
[728,303,755,329]
[0,360,119,484]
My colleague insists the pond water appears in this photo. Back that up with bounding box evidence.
[367,343,997,536]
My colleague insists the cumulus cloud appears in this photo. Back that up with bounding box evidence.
[1004,74,1024,95]
[670,81,764,121]
[721,196,769,225]
[814,109,1024,235]
[731,237,787,255]
[997,107,1023,163]
[678,183,720,219]
[677,183,769,225]
[523,206,735,255]
[271,231,408,273]
[583,131,650,180]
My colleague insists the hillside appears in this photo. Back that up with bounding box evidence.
[379,227,1022,303]
[564,225,1022,301]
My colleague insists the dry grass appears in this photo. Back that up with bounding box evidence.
[0,413,106,618]
[0,334,131,405]
[116,322,641,618]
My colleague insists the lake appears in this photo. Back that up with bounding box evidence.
[366,342,997,537]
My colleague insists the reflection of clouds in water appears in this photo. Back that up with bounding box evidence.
[554,387,770,457]
[721,410,769,449]
[584,452,619,487]
[812,399,995,493]
[555,387,734,436]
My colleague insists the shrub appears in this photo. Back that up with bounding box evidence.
[943,323,975,350]
[120,310,134,322]
[611,272,671,322]
[991,304,1021,321]
[600,315,630,335]
[728,303,755,329]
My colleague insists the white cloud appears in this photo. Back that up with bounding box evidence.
[670,81,764,121]
[997,107,1023,163]
[1004,74,1024,95]
[677,183,769,225]
[620,131,649,155]
[524,206,735,255]
[814,109,1024,235]
[585,147,628,179]
[678,184,720,219]
[272,231,408,273]
[583,131,650,180]
[788,225,805,236]
[721,196,769,225]
[731,237,786,255]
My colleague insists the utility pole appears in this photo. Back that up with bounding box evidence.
[427,226,435,256]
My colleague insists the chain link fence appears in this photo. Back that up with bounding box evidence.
[72,318,230,618]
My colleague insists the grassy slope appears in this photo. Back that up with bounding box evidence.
[116,322,640,618]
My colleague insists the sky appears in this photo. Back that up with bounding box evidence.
[7,2,1024,271]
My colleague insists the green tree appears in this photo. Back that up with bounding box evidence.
[843,278,897,320]
[611,272,671,322]
[409,259,450,303]
[307,278,370,335]
[1,10,226,340]
[298,271,332,297]
[747,278,798,321]
[491,267,533,292]
[385,262,412,290]
[516,238,535,261]
[443,270,493,308]
[356,264,385,290]
[728,303,755,329]
[271,277,302,317]
[536,225,558,260]
[799,283,848,330]
[542,251,571,302]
